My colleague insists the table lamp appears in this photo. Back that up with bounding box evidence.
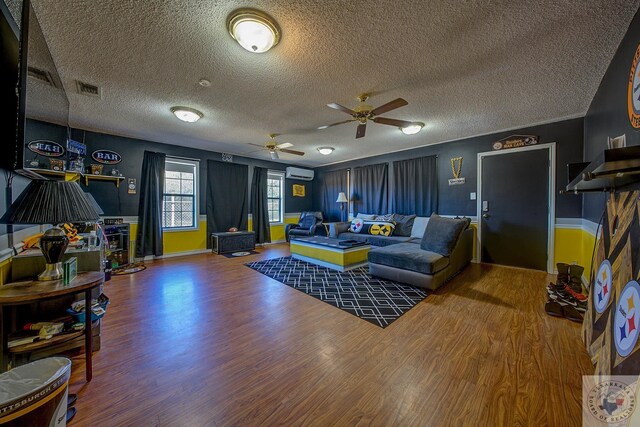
[0,180,100,280]
[336,192,348,222]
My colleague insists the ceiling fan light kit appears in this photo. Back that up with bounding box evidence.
[247,134,305,160]
[170,106,203,123]
[320,93,420,139]
[317,147,334,155]
[227,9,281,53]
[401,122,425,135]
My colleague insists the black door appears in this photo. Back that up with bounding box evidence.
[480,149,550,270]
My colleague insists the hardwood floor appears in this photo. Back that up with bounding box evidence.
[67,244,593,426]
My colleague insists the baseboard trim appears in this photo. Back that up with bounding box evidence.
[142,249,210,261]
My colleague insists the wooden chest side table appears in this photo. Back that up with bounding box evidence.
[211,231,255,254]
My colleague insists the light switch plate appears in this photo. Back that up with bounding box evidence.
[470,192,476,200]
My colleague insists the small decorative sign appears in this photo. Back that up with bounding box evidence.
[127,178,137,195]
[627,43,640,128]
[92,149,122,164]
[222,153,233,162]
[492,135,539,151]
[448,156,466,186]
[292,184,305,197]
[66,139,86,155]
[27,140,65,157]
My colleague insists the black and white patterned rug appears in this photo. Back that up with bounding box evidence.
[246,256,429,328]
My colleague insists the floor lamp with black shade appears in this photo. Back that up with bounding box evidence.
[0,180,100,280]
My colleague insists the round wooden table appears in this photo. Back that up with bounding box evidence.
[0,271,104,382]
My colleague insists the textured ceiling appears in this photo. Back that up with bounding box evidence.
[26,0,640,167]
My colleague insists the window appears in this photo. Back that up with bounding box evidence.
[267,171,284,223]
[163,158,199,230]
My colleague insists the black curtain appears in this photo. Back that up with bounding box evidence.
[135,150,166,258]
[392,156,438,216]
[250,166,271,244]
[206,160,248,247]
[352,163,388,215]
[319,169,348,222]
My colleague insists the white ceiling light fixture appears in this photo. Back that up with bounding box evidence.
[171,106,203,123]
[317,147,335,155]
[400,122,425,135]
[227,8,281,53]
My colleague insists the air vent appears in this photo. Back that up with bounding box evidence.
[76,80,101,98]
[27,67,56,87]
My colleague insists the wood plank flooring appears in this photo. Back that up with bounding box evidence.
[66,244,593,426]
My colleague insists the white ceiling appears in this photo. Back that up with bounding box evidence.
[27,0,640,167]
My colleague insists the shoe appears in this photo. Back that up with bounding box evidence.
[67,407,77,423]
[544,299,584,322]
[563,284,588,302]
[568,264,585,293]
[545,300,564,318]
[67,393,77,408]
[556,262,570,285]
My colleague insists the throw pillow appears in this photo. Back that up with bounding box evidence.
[350,218,364,233]
[376,213,395,222]
[361,220,396,237]
[356,213,377,220]
[420,214,469,256]
[392,214,417,237]
[410,217,430,239]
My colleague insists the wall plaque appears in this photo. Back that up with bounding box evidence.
[92,150,122,164]
[27,140,65,157]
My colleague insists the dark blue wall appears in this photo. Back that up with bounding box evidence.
[67,128,313,216]
[583,9,640,222]
[314,118,584,218]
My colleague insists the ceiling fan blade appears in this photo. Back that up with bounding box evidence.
[276,142,293,149]
[318,119,356,130]
[248,143,266,148]
[279,148,305,156]
[327,103,356,115]
[370,98,408,116]
[356,123,366,139]
[372,117,415,128]
[270,151,279,160]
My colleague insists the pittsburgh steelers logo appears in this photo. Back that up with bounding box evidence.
[369,224,392,236]
[614,280,640,357]
[594,260,613,314]
[627,43,640,128]
[350,219,363,233]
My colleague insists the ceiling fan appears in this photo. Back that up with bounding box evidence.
[248,134,304,160]
[318,93,418,138]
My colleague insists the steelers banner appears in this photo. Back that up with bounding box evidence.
[583,190,640,375]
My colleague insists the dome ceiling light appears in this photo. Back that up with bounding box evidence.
[400,122,425,135]
[227,8,281,53]
[171,106,203,123]
[317,147,335,155]
[318,147,335,156]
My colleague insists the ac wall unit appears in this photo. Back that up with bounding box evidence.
[285,167,314,181]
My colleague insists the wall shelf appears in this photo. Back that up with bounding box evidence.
[23,168,125,187]
[83,174,125,188]
[562,146,640,194]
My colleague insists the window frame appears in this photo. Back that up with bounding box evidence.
[267,170,285,225]
[162,157,199,232]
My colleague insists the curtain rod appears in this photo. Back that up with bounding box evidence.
[167,155,200,162]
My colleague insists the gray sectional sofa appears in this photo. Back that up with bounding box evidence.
[329,214,473,291]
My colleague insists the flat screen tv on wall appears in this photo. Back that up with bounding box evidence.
[0,0,69,173]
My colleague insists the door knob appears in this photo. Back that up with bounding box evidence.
[482,213,490,219]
